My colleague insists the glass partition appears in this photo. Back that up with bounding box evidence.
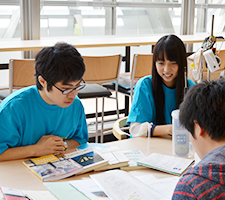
[0,0,21,64]
[1,1,225,61]
[40,0,182,37]
[1,0,225,39]
[0,1,21,40]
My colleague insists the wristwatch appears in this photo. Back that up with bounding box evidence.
[64,141,68,151]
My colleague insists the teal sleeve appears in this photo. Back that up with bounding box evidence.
[0,88,89,154]
[127,76,156,125]
[0,102,24,154]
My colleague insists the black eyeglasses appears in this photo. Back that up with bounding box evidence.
[52,79,86,95]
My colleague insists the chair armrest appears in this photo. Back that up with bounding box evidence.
[113,116,129,140]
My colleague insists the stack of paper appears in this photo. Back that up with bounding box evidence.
[44,170,180,200]
[94,147,129,171]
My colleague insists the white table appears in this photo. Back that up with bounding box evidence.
[0,137,174,190]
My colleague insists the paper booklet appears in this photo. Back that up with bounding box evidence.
[22,154,83,182]
[64,148,108,174]
[90,169,167,200]
[137,153,195,176]
[94,147,129,171]
[77,143,130,171]
[120,149,148,170]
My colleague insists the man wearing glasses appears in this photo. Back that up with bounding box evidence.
[0,42,88,161]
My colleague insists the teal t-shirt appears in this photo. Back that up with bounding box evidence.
[0,86,88,154]
[127,75,195,125]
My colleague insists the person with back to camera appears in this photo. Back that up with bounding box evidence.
[172,78,225,199]
[0,42,88,161]
[127,34,196,137]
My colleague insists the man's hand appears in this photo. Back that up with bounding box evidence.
[0,136,80,161]
[34,135,66,157]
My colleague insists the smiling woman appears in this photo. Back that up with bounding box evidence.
[127,34,196,138]
[155,59,179,88]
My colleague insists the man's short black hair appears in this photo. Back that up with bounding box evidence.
[35,42,85,91]
[179,78,225,141]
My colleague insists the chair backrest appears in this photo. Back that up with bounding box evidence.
[131,54,153,80]
[130,54,153,101]
[9,59,36,93]
[82,55,122,84]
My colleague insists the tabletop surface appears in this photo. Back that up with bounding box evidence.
[0,136,175,190]
[0,34,224,52]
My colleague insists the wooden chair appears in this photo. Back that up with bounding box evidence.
[9,59,36,93]
[128,54,153,101]
[78,54,122,143]
[103,53,153,102]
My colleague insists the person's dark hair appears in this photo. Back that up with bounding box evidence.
[152,34,187,125]
[35,42,85,91]
[179,78,225,140]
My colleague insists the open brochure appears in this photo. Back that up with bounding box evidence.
[137,153,194,176]
[22,154,83,182]
[64,148,108,174]
[77,144,130,171]
[90,169,167,200]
